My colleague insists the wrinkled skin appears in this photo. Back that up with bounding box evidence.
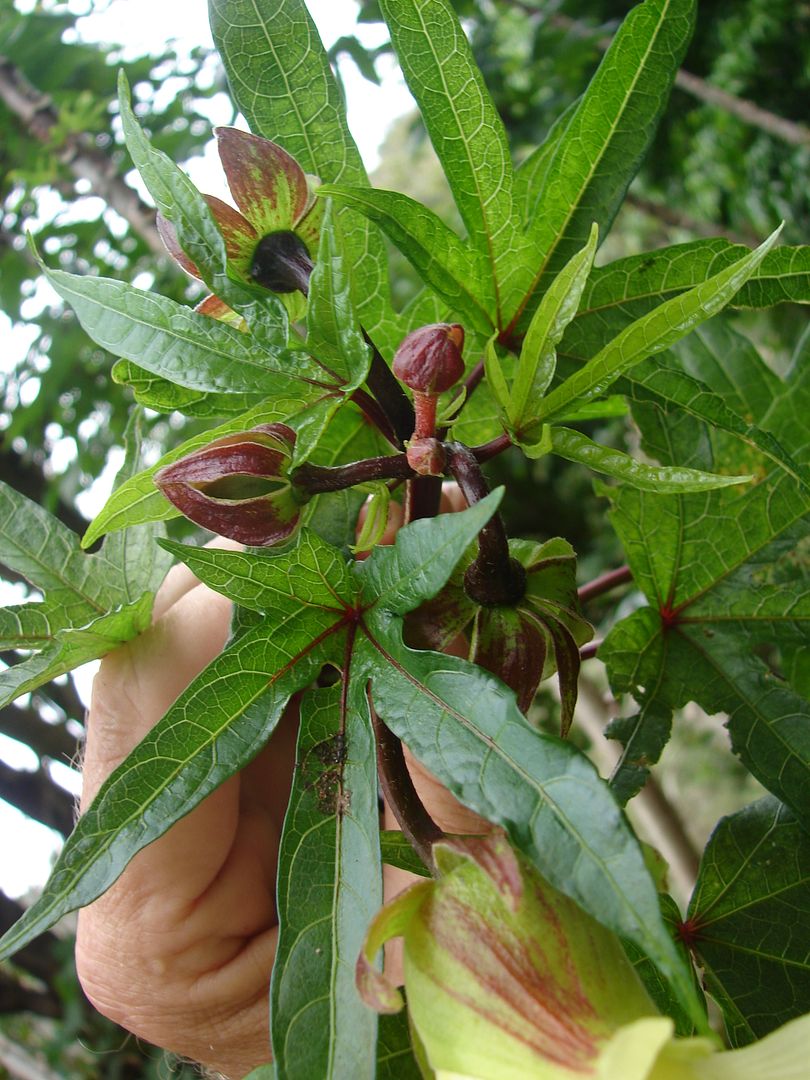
[76,489,487,1078]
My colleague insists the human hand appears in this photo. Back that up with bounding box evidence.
[76,492,486,1078]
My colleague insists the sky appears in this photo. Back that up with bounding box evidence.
[0,0,416,898]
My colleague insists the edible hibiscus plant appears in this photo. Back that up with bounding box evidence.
[1,0,809,1077]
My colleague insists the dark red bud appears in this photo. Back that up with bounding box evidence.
[392,324,465,394]
[154,424,302,546]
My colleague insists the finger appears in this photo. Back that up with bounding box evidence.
[152,535,243,621]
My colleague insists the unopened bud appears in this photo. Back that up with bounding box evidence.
[154,423,303,546]
[392,324,465,394]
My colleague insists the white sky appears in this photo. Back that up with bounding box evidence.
[1,0,415,898]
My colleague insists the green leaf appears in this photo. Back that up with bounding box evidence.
[513,98,579,230]
[534,226,783,427]
[380,831,431,879]
[270,683,381,1079]
[0,481,122,618]
[0,468,164,708]
[687,798,810,1046]
[318,184,495,333]
[111,359,264,418]
[510,223,598,428]
[602,455,810,823]
[42,262,316,395]
[0,543,346,961]
[356,490,502,615]
[208,0,396,342]
[82,398,330,547]
[579,240,810,325]
[378,0,522,325]
[508,0,696,332]
[158,530,354,616]
[622,892,707,1038]
[357,616,705,1031]
[306,202,372,390]
[0,595,153,710]
[549,427,752,492]
[376,1008,421,1080]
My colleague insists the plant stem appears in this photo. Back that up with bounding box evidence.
[446,442,526,606]
[362,330,415,447]
[578,565,632,604]
[349,388,400,448]
[370,699,443,874]
[292,453,413,494]
[404,475,443,522]
[472,433,513,463]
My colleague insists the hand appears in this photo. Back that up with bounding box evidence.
[76,493,485,1079]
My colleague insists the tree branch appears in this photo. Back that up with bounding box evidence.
[0,57,164,254]
[0,760,75,837]
[0,705,80,765]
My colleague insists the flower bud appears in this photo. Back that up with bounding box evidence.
[357,834,659,1078]
[250,230,314,294]
[154,424,304,546]
[392,324,465,394]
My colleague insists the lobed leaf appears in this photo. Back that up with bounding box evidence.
[687,798,810,1045]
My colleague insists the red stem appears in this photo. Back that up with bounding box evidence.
[577,565,632,604]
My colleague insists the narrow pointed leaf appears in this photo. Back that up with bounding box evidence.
[318,185,495,332]
[509,0,696,331]
[270,682,381,1079]
[42,263,315,395]
[510,224,598,427]
[535,226,782,427]
[306,204,372,389]
[112,359,264,418]
[0,481,120,616]
[378,0,521,323]
[357,616,705,1031]
[687,798,810,1046]
[513,98,579,229]
[550,427,752,492]
[577,240,810,328]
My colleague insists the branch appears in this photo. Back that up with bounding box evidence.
[0,759,75,837]
[0,57,164,254]
[370,698,443,873]
[0,705,80,765]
